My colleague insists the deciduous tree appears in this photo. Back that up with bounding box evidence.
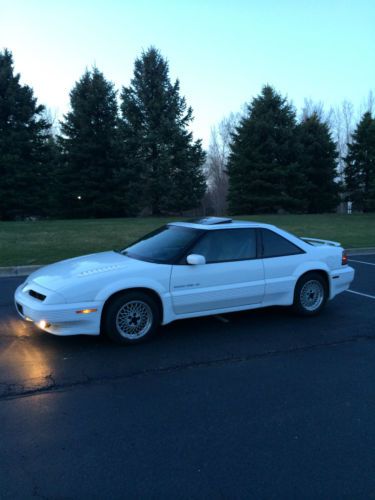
[205,113,240,215]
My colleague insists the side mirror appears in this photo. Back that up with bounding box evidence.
[186,254,206,265]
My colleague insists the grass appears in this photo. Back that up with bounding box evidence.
[0,214,375,267]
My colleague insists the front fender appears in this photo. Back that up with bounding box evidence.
[95,278,175,325]
[95,278,169,303]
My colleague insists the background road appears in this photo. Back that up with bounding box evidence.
[1,257,375,499]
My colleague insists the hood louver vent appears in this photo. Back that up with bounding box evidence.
[29,290,46,301]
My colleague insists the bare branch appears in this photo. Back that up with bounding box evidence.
[205,112,241,215]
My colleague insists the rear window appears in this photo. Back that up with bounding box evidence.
[261,229,304,258]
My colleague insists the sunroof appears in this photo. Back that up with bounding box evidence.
[187,217,233,225]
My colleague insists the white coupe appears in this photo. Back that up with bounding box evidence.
[15,217,355,343]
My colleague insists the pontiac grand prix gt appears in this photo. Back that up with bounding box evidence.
[15,217,355,343]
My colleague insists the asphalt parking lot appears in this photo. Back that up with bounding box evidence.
[1,256,375,499]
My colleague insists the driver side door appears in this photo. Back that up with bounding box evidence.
[170,228,265,315]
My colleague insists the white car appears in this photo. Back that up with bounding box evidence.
[15,217,355,343]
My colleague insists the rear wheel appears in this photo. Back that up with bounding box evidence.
[293,272,328,316]
[103,291,160,344]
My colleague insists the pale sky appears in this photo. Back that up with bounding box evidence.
[1,0,374,146]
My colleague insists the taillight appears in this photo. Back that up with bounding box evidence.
[342,250,348,265]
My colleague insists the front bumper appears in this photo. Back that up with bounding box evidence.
[329,266,355,299]
[14,284,102,336]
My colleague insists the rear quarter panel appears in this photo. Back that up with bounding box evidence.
[262,245,341,306]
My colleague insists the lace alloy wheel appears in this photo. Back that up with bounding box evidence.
[115,300,153,339]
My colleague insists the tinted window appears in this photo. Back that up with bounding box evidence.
[261,229,303,258]
[122,225,202,263]
[190,229,257,263]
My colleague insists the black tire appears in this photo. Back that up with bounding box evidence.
[103,291,160,344]
[293,272,328,316]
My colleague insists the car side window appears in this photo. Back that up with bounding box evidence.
[261,229,304,258]
[190,229,257,263]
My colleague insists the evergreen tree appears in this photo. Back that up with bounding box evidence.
[296,112,339,213]
[345,112,375,212]
[59,68,122,218]
[0,49,53,220]
[120,47,206,215]
[227,85,304,214]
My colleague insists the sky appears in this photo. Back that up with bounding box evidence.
[1,0,374,146]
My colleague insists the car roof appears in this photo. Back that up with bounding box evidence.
[169,217,275,230]
[168,219,313,251]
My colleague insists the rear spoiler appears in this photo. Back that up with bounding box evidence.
[301,237,341,247]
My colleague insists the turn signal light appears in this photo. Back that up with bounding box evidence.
[76,308,98,314]
[342,251,348,265]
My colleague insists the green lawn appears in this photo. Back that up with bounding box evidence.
[0,214,374,266]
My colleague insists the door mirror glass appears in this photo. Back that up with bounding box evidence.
[186,254,206,265]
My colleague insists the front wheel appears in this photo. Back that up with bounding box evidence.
[293,273,328,316]
[103,291,160,344]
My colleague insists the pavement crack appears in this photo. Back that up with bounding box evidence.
[45,373,56,388]
[2,333,375,401]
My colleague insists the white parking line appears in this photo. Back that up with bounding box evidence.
[346,289,375,300]
[348,259,375,266]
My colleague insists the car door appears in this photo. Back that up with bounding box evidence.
[170,228,265,315]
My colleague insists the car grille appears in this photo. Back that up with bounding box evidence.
[29,290,46,301]
[16,302,24,315]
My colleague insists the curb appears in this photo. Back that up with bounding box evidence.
[346,248,375,256]
[0,265,42,278]
[1,247,375,279]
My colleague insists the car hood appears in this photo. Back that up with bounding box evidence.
[29,251,141,291]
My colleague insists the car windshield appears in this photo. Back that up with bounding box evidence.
[120,225,202,264]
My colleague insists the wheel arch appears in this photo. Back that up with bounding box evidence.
[294,269,330,297]
[100,287,164,333]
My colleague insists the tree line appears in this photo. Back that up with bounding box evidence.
[0,47,374,220]
[0,47,205,220]
[206,88,375,214]
[228,86,339,214]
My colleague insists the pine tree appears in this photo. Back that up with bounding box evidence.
[0,49,53,220]
[59,68,122,218]
[119,47,206,215]
[296,112,339,213]
[227,85,303,214]
[345,112,375,212]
